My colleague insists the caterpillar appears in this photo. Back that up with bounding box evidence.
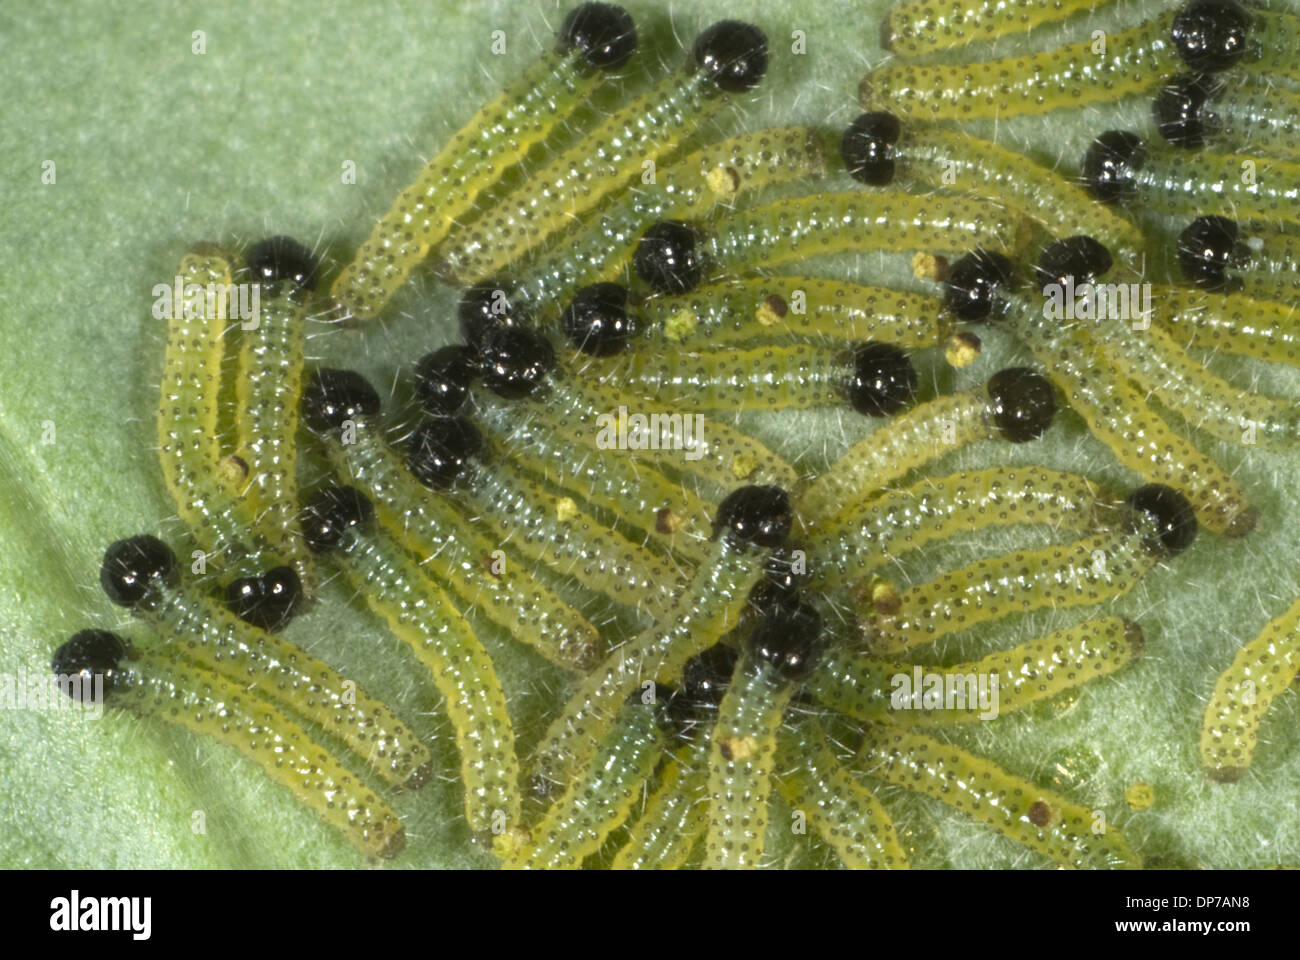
[858,724,1142,869]
[864,485,1196,654]
[839,113,1144,262]
[51,631,406,860]
[98,534,431,789]
[880,0,1112,56]
[631,191,1029,297]
[1155,73,1300,162]
[1176,217,1300,303]
[808,467,1104,589]
[811,616,1144,724]
[1082,130,1300,226]
[439,19,772,283]
[300,485,521,845]
[860,0,1300,121]
[328,2,638,322]
[43,0,1295,871]
[1200,593,1300,782]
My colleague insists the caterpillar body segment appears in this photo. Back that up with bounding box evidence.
[775,722,907,869]
[1201,594,1300,782]
[810,616,1143,724]
[506,700,663,869]
[113,651,407,859]
[329,525,520,841]
[639,277,949,349]
[611,742,710,869]
[1098,314,1300,449]
[157,249,257,570]
[326,418,601,670]
[702,656,793,869]
[808,467,1104,589]
[858,725,1142,868]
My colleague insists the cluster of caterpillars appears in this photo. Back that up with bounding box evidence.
[54,0,1300,867]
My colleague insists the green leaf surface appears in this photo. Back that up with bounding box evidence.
[3,0,1298,869]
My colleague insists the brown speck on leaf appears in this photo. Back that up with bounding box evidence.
[1027,800,1053,826]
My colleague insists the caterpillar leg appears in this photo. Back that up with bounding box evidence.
[301,486,520,844]
[53,631,406,860]
[857,724,1141,868]
[1201,593,1300,782]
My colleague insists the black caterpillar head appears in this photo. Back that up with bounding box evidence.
[1081,131,1146,205]
[693,20,768,94]
[840,112,901,186]
[1171,0,1250,73]
[560,2,637,71]
[300,486,375,553]
[715,485,793,548]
